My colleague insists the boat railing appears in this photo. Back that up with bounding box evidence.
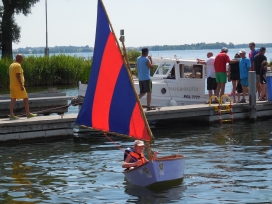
[155,155,185,160]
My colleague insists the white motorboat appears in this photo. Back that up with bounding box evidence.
[135,57,208,106]
[78,57,208,107]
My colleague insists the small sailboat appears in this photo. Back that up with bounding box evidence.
[76,0,185,187]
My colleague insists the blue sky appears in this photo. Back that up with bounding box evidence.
[11,0,272,49]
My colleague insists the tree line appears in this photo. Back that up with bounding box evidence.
[13,45,93,55]
[143,42,272,51]
[147,42,235,51]
[10,42,272,55]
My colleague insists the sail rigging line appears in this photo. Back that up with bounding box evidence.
[103,133,137,162]
[99,0,154,160]
[119,34,153,160]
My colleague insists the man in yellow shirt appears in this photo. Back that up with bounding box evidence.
[9,54,37,120]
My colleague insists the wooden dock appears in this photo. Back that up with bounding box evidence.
[0,114,76,143]
[1,101,272,143]
[145,101,272,122]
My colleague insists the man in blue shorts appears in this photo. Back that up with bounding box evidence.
[137,48,155,111]
[239,49,251,103]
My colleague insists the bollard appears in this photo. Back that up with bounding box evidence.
[248,71,256,121]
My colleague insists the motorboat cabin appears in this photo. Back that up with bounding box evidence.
[134,57,208,106]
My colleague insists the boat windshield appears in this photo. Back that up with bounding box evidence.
[154,63,174,76]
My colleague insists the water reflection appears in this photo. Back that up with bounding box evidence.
[0,119,272,203]
[125,179,186,203]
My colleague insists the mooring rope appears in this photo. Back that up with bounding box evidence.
[11,95,85,118]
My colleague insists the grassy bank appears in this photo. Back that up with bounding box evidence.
[0,55,92,88]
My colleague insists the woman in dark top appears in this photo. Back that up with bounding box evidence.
[259,60,268,101]
[228,53,240,103]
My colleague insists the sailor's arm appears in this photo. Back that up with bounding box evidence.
[152,151,158,161]
[122,155,139,168]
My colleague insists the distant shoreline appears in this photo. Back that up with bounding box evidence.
[11,42,272,54]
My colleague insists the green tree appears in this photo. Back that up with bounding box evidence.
[1,0,40,59]
[127,50,141,62]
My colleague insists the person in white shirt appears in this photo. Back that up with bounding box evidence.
[197,52,217,104]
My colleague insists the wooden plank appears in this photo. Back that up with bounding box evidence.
[0,96,74,103]
[0,129,73,141]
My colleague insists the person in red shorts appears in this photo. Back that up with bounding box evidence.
[214,47,239,103]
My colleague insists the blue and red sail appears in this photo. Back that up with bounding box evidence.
[75,0,151,141]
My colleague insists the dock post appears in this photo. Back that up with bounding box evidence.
[248,71,256,121]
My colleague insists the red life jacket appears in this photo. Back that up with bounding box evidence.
[129,151,146,166]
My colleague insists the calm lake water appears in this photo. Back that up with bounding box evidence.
[0,119,272,203]
[1,49,272,203]
[21,47,272,61]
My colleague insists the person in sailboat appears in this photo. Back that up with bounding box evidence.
[122,140,148,170]
[137,48,156,111]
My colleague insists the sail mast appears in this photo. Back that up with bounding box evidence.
[99,0,154,159]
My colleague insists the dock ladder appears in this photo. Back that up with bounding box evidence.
[209,95,233,125]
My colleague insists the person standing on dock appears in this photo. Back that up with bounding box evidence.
[137,48,155,111]
[253,47,267,100]
[9,54,37,120]
[214,47,238,102]
[249,42,259,67]
[259,60,268,101]
[228,53,241,103]
[197,52,217,104]
[238,49,251,103]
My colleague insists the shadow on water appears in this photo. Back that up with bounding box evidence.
[124,178,186,204]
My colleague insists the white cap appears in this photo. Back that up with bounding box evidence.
[239,49,246,54]
[134,140,145,146]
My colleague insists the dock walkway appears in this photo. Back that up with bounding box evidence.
[0,101,272,143]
